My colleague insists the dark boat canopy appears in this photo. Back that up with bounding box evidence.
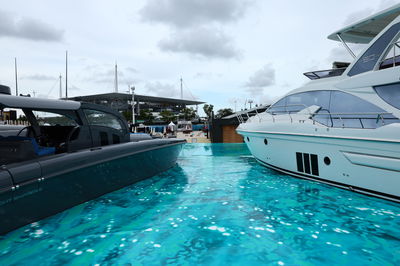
[0,95,80,110]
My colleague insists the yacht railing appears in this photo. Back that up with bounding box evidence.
[237,105,396,129]
[379,40,400,69]
[313,112,393,128]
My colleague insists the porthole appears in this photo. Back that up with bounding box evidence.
[247,137,250,142]
[264,139,268,145]
[324,156,331,165]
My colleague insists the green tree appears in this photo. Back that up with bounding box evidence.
[139,109,154,123]
[216,108,234,118]
[203,104,214,119]
[121,110,132,122]
[160,110,175,122]
[180,107,196,120]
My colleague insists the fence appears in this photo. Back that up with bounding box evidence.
[1,120,29,126]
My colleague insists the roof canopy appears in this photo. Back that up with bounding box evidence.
[328,4,400,44]
[0,95,81,110]
[69,92,204,105]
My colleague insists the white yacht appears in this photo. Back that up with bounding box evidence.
[237,4,400,202]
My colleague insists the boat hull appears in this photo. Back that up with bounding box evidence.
[0,139,185,235]
[238,130,400,202]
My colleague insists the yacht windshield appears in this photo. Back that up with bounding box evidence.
[348,22,400,76]
[267,90,399,128]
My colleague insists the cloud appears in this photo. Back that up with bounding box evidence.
[193,72,223,79]
[140,0,249,28]
[259,94,279,106]
[125,67,138,73]
[144,81,179,98]
[342,0,397,26]
[245,64,275,95]
[143,81,198,99]
[342,8,374,26]
[79,64,125,86]
[140,0,252,60]
[21,74,57,81]
[0,9,64,42]
[68,85,81,91]
[159,27,240,59]
[378,0,397,10]
[325,44,365,64]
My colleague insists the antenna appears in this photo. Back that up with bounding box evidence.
[180,76,183,99]
[14,58,18,96]
[65,50,68,99]
[115,62,118,93]
[59,74,62,99]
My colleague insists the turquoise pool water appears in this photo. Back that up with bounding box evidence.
[1,143,399,265]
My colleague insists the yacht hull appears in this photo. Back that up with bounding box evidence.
[238,130,400,202]
[0,139,185,235]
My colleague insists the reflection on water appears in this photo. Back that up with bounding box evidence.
[296,184,320,202]
[0,144,399,265]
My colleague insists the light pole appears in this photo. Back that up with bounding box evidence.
[131,86,135,126]
[248,99,254,109]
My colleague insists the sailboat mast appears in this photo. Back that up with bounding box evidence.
[180,77,183,99]
[14,58,18,96]
[115,62,118,93]
[65,51,68,99]
[59,74,62,99]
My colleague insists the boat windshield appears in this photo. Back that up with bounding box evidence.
[379,37,400,70]
[349,22,400,76]
[303,67,347,80]
[267,90,400,129]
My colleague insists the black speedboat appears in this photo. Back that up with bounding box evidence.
[0,85,185,235]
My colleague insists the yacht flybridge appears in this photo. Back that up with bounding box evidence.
[237,4,400,202]
[0,87,185,234]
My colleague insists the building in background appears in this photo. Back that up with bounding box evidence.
[209,105,270,143]
[68,92,204,124]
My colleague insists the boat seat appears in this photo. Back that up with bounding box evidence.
[2,136,55,156]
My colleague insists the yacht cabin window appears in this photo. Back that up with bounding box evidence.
[83,109,123,131]
[374,82,400,109]
[348,23,400,76]
[267,90,399,128]
[379,32,400,69]
[327,91,391,128]
[268,91,330,114]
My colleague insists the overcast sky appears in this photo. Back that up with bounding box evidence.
[0,0,397,114]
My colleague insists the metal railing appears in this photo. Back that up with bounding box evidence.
[236,105,397,129]
[313,112,393,128]
[380,40,400,69]
[0,120,29,126]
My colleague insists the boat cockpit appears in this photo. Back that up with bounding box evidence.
[0,88,130,165]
